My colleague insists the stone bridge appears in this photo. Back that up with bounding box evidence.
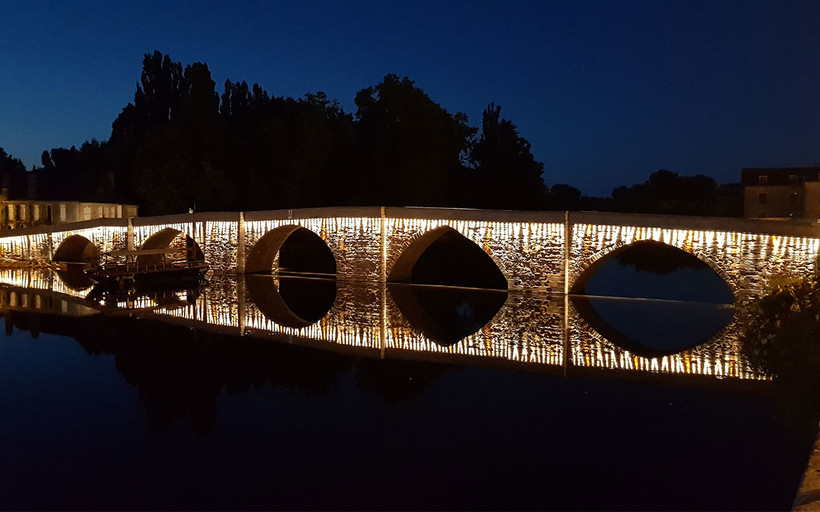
[0,206,817,297]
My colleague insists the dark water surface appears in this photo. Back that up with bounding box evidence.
[0,256,815,510]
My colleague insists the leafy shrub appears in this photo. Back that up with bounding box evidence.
[737,276,820,380]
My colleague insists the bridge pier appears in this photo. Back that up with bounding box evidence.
[237,212,246,274]
[127,217,134,251]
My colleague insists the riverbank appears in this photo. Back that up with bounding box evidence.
[794,426,820,510]
[0,259,64,269]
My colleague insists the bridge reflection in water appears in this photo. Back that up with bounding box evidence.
[0,267,755,381]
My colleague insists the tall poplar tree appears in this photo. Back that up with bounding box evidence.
[470,103,546,210]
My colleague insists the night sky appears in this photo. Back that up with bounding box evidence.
[2,0,818,197]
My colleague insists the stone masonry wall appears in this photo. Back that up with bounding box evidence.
[383,215,565,293]
[568,222,819,299]
[0,208,817,298]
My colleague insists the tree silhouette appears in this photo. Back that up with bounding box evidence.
[549,183,582,210]
[470,103,546,210]
[0,148,26,175]
[610,169,718,215]
[25,50,738,217]
[354,74,475,206]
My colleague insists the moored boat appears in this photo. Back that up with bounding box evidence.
[85,248,209,291]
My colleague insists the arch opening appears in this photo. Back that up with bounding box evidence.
[137,228,204,267]
[389,226,507,290]
[53,235,100,265]
[246,226,335,277]
[388,284,507,347]
[571,240,733,303]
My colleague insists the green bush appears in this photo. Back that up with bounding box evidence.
[737,276,820,380]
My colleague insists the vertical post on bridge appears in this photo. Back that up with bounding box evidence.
[46,233,53,263]
[237,212,246,336]
[380,206,387,358]
[127,217,134,251]
[237,211,246,274]
[379,206,386,283]
[563,211,571,377]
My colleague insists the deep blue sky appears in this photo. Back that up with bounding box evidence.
[1,0,818,197]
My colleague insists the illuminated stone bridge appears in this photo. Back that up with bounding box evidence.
[0,206,818,297]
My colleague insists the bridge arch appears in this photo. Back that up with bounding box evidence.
[137,227,204,266]
[53,235,100,265]
[388,225,508,290]
[570,239,737,297]
[245,225,336,275]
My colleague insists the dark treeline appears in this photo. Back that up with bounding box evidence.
[586,170,743,217]
[2,51,742,216]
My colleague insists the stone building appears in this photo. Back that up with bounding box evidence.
[742,166,820,220]
[0,200,138,230]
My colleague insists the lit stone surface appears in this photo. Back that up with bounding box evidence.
[0,207,816,379]
[568,303,753,379]
[53,226,128,257]
[382,288,565,361]
[0,208,816,298]
[245,216,383,281]
[0,269,769,380]
[569,222,820,299]
[384,217,565,293]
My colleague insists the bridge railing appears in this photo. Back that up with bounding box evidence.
[0,207,817,239]
[570,210,820,237]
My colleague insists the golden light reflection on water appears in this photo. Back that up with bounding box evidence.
[0,268,762,381]
[569,320,752,380]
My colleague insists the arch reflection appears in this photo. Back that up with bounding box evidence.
[56,264,96,291]
[246,274,336,328]
[571,296,734,357]
[0,267,762,381]
[388,283,507,347]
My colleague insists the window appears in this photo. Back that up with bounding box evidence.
[758,175,768,185]
[758,193,767,205]
[59,204,66,222]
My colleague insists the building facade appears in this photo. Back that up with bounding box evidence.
[0,200,138,231]
[742,166,820,220]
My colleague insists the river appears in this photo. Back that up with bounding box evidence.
[0,251,816,510]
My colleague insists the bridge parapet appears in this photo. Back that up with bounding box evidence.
[571,210,820,237]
